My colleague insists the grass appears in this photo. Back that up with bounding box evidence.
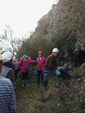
[16,73,44,113]
[16,72,85,113]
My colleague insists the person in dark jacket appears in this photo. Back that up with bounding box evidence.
[60,68,71,87]
[1,51,15,87]
[0,54,16,113]
[43,48,63,92]
[34,51,46,87]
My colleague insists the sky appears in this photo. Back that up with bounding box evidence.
[0,0,57,38]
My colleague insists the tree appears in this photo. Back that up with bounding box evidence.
[0,25,25,51]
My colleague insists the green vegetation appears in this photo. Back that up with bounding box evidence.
[16,74,43,113]
[71,63,85,78]
[16,71,85,113]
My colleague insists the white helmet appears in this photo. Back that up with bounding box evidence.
[0,54,5,61]
[2,51,13,62]
[2,46,13,53]
[14,52,17,56]
[13,56,16,61]
[52,48,59,53]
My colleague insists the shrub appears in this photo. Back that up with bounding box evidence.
[71,63,85,78]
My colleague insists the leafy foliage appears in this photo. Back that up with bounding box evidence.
[16,74,85,113]
[71,63,85,78]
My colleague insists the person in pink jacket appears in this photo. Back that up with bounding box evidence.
[19,55,33,87]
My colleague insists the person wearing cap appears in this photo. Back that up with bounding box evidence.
[19,55,33,87]
[13,52,19,82]
[43,48,63,92]
[0,54,16,113]
[1,51,15,87]
[34,51,46,87]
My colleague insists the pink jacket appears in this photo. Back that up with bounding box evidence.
[19,59,33,73]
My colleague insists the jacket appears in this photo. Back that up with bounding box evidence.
[19,59,33,73]
[34,57,46,70]
[0,75,16,113]
[44,54,57,70]
[1,63,15,87]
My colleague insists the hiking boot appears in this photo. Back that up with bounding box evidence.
[25,80,28,87]
[22,84,24,88]
[22,80,25,88]
[42,86,47,92]
[37,84,40,88]
[56,83,60,88]
[25,84,28,87]
[66,80,70,87]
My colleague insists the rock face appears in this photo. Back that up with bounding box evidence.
[35,0,85,41]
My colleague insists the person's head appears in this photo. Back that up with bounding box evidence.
[23,55,28,61]
[12,56,16,64]
[38,51,43,58]
[52,48,59,57]
[0,54,5,74]
[2,46,13,53]
[2,51,13,63]
[14,52,17,58]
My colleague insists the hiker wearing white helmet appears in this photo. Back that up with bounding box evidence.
[1,51,15,87]
[2,51,13,62]
[52,48,59,53]
[0,54,16,113]
[2,46,13,53]
[43,48,63,92]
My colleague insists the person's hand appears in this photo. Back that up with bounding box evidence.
[21,57,23,59]
[60,67,63,69]
[32,60,35,62]
[57,67,63,70]
[28,56,31,59]
[57,67,61,70]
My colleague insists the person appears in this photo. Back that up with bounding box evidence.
[0,54,16,113]
[43,48,63,92]
[2,46,13,53]
[11,57,16,71]
[13,52,19,82]
[34,51,46,87]
[59,68,71,87]
[1,51,15,87]
[19,55,33,88]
